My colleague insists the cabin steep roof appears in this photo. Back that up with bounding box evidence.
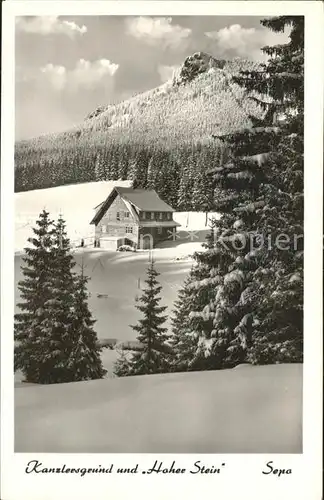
[90,186,175,225]
[116,187,174,212]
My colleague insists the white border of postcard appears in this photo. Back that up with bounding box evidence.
[1,2,323,500]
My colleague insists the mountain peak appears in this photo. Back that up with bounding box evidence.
[175,52,227,85]
[15,56,264,194]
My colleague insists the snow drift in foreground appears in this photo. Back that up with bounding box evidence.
[15,363,302,454]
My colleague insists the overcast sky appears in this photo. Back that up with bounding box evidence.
[15,16,289,141]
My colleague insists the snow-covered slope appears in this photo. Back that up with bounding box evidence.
[15,363,302,453]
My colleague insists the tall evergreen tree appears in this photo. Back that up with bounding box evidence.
[118,149,129,180]
[132,149,149,188]
[15,213,107,384]
[114,260,169,376]
[94,151,106,181]
[128,157,138,185]
[169,268,215,371]
[178,149,196,210]
[188,15,304,368]
[33,215,77,383]
[169,272,199,372]
[170,228,229,372]
[14,210,56,382]
[236,16,304,363]
[146,155,156,189]
[109,153,120,180]
[154,150,179,208]
[68,264,106,381]
[191,152,214,216]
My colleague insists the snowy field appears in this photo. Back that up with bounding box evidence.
[15,363,303,453]
[14,181,220,379]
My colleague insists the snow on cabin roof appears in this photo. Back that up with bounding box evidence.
[116,187,174,212]
[90,186,175,225]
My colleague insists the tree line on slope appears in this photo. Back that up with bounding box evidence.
[15,141,228,212]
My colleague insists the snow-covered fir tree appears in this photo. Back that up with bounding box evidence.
[171,228,234,371]
[234,16,304,364]
[191,151,214,215]
[69,263,106,381]
[169,272,201,372]
[32,215,78,383]
[14,210,55,382]
[169,256,219,371]
[15,213,106,384]
[128,157,138,185]
[132,149,149,188]
[182,15,304,369]
[177,149,195,210]
[94,151,106,181]
[113,348,133,378]
[109,154,120,180]
[114,260,170,376]
[154,150,180,208]
[146,155,156,189]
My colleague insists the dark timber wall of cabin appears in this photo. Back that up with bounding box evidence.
[95,194,138,249]
[94,191,177,250]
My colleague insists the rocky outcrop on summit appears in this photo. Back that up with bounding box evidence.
[86,105,107,121]
[175,52,226,85]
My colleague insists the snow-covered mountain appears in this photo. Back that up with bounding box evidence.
[15,54,262,195]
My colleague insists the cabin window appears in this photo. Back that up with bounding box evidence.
[159,212,163,220]
[151,212,154,220]
[167,213,171,220]
[124,211,130,218]
[102,225,107,233]
[126,226,133,234]
[116,212,120,221]
[157,227,163,235]
[142,212,146,219]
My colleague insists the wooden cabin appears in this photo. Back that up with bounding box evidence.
[90,186,180,250]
